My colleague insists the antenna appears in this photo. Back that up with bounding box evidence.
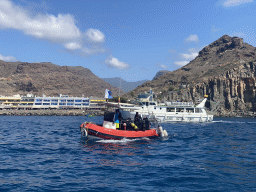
[118,78,121,104]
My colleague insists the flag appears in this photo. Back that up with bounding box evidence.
[105,89,113,99]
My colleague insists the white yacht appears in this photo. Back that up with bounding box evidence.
[130,91,213,123]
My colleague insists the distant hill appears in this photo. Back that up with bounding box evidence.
[125,35,256,117]
[152,70,169,80]
[102,77,148,93]
[0,60,121,97]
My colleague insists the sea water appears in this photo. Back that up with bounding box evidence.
[0,116,255,191]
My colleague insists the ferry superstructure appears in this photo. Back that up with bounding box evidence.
[129,90,213,123]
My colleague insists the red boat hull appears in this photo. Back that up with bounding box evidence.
[81,122,159,140]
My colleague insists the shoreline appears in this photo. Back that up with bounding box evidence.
[0,109,255,118]
[0,109,104,116]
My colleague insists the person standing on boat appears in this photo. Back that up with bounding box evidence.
[134,112,142,130]
[114,109,121,129]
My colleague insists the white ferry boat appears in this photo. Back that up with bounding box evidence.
[129,90,213,123]
[130,98,213,123]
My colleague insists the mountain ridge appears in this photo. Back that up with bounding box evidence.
[126,35,256,116]
[102,77,148,93]
[0,60,122,97]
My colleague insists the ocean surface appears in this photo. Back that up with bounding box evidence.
[0,116,255,192]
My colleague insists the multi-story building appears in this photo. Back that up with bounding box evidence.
[19,93,35,109]
[33,94,90,109]
[0,94,21,109]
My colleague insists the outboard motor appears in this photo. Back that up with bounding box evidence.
[157,126,168,138]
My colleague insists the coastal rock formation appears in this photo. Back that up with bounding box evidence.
[0,61,121,97]
[127,35,256,117]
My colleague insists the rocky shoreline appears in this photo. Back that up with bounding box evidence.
[0,109,104,116]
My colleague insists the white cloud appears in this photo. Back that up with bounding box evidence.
[180,48,198,60]
[174,61,189,67]
[0,0,105,54]
[0,54,18,62]
[105,56,130,70]
[85,28,105,43]
[181,52,198,60]
[174,48,199,67]
[81,47,105,55]
[64,42,82,50]
[223,0,253,7]
[185,34,199,43]
[160,64,168,69]
[156,63,168,69]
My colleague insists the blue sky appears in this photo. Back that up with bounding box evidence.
[0,0,256,82]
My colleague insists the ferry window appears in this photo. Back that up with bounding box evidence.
[186,108,194,113]
[51,103,58,105]
[67,103,73,106]
[176,108,184,112]
[167,108,175,112]
[195,108,202,113]
[75,100,82,102]
[43,103,50,105]
[146,102,149,106]
[150,102,156,105]
[35,103,41,105]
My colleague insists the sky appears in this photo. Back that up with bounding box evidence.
[1,0,256,82]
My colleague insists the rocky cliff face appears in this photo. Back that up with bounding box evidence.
[127,35,256,117]
[0,61,121,97]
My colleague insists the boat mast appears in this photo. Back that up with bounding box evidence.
[118,78,121,104]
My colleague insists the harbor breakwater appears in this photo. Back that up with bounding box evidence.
[0,109,104,116]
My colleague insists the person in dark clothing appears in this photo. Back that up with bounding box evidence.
[134,112,142,130]
[134,112,141,121]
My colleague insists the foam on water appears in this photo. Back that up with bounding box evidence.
[96,137,150,144]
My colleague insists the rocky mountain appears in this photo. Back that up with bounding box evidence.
[102,77,148,93]
[0,61,121,97]
[127,35,256,117]
[152,70,169,80]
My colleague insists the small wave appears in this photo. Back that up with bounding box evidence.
[96,137,149,144]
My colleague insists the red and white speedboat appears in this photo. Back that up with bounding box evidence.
[80,107,168,140]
